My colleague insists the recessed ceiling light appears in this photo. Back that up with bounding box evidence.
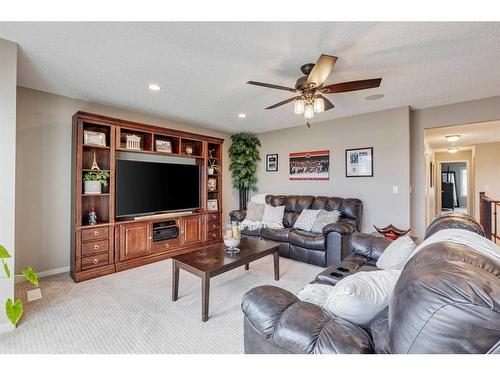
[448,147,459,154]
[445,135,461,142]
[148,83,161,91]
[238,113,246,118]
[366,94,384,101]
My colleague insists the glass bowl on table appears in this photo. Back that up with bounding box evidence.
[223,222,241,254]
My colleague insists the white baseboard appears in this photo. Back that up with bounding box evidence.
[15,266,70,284]
[0,321,15,335]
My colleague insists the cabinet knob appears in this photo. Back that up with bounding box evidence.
[212,233,216,238]
[94,244,99,250]
[212,224,216,229]
[148,236,152,240]
[165,243,170,248]
[93,258,99,264]
[181,230,184,234]
[93,230,99,236]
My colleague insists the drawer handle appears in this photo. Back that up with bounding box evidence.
[94,244,99,250]
[212,224,217,229]
[165,243,170,248]
[93,230,99,236]
[93,258,99,264]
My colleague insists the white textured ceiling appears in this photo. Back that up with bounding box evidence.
[1,22,500,133]
[426,120,500,152]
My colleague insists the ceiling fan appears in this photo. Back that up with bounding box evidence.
[247,54,382,122]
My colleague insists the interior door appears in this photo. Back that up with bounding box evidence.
[183,215,202,246]
[119,222,153,261]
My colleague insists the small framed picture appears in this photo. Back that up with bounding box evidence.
[266,154,278,172]
[207,199,219,211]
[345,147,373,177]
[84,130,106,146]
[156,139,172,153]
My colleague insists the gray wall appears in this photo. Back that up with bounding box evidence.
[15,87,236,275]
[411,95,500,238]
[0,38,17,332]
[255,106,411,233]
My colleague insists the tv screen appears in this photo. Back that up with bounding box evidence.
[116,160,200,217]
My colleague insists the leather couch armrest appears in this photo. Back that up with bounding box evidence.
[349,233,391,260]
[322,220,357,236]
[241,285,374,354]
[229,209,246,222]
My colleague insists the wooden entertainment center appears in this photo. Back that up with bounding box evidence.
[71,112,224,282]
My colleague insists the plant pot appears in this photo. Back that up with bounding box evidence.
[84,181,102,195]
[208,167,215,175]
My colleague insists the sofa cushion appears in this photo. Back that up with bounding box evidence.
[261,204,285,229]
[242,226,262,237]
[261,227,292,242]
[283,212,299,228]
[285,195,314,213]
[289,229,326,251]
[311,209,340,233]
[293,209,320,231]
[245,202,265,221]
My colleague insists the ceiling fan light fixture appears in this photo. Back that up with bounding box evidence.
[446,135,461,142]
[294,99,305,115]
[313,96,324,113]
[304,103,314,119]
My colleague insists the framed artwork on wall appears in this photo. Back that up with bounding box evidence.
[289,150,329,180]
[345,147,373,177]
[266,154,278,172]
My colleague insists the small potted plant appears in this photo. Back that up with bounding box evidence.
[208,159,222,176]
[83,171,110,194]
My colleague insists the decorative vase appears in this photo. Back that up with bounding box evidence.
[239,188,249,211]
[208,167,215,175]
[88,208,97,225]
[223,222,241,254]
[84,181,102,195]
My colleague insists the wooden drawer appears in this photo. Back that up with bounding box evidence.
[82,239,109,256]
[153,238,181,254]
[82,226,109,242]
[81,253,109,270]
[207,221,221,232]
[207,212,221,223]
[207,228,221,241]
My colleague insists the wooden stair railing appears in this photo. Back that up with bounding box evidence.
[479,192,500,243]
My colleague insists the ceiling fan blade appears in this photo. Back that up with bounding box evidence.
[265,96,299,109]
[306,54,338,87]
[247,81,296,92]
[321,78,382,94]
[322,96,335,111]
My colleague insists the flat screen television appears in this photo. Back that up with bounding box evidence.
[116,159,200,217]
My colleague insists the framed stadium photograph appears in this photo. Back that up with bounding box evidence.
[289,150,329,180]
[345,147,373,177]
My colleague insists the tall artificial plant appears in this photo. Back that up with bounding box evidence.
[228,133,261,210]
[0,244,39,326]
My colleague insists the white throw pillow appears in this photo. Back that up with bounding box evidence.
[261,204,285,229]
[324,269,401,326]
[293,209,320,231]
[250,193,269,204]
[297,283,335,306]
[310,209,340,233]
[376,235,417,270]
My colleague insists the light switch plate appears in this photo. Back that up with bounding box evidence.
[27,288,42,302]
[393,185,399,194]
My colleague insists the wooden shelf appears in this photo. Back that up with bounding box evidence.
[82,193,110,197]
[82,169,110,172]
[83,144,110,150]
[207,190,220,193]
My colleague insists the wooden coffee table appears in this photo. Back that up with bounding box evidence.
[171,237,280,321]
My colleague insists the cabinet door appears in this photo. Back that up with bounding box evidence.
[183,215,203,245]
[119,222,152,261]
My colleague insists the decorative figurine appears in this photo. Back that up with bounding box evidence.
[373,224,410,240]
[185,145,193,155]
[88,208,97,225]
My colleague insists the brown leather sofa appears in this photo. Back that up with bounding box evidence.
[229,195,362,267]
[241,213,500,354]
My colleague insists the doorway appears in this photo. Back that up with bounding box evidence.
[438,161,469,215]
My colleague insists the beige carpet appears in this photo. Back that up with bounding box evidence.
[0,256,320,353]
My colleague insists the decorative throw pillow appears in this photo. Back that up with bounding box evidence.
[293,209,320,231]
[324,269,401,326]
[245,202,265,222]
[250,193,269,204]
[311,209,341,233]
[376,235,416,270]
[261,204,285,229]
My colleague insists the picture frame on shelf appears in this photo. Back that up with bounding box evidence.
[83,130,106,146]
[207,199,218,211]
[126,134,142,150]
[345,147,373,177]
[155,139,172,153]
[266,154,278,172]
